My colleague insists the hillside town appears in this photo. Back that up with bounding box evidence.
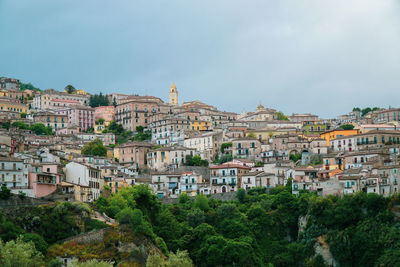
[1,76,399,202]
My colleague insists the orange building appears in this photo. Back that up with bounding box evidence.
[320,129,359,146]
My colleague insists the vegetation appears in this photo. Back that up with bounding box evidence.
[184,155,209,167]
[146,250,193,267]
[132,126,152,141]
[220,142,232,153]
[81,139,107,157]
[0,237,44,267]
[290,153,302,162]
[65,84,76,94]
[89,93,109,108]
[0,185,11,200]
[11,121,54,135]
[103,121,133,145]
[339,124,355,130]
[353,107,380,117]
[20,82,41,91]
[213,154,233,164]
[20,112,27,118]
[277,111,289,121]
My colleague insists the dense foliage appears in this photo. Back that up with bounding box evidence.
[81,139,107,157]
[89,93,109,108]
[103,121,133,145]
[132,126,152,141]
[353,107,380,117]
[185,155,209,167]
[20,82,41,91]
[12,122,54,135]
[339,124,355,130]
[95,185,400,266]
[277,111,289,121]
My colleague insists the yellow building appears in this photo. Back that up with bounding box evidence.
[113,147,120,160]
[0,100,28,113]
[320,129,359,146]
[75,89,87,95]
[245,129,298,142]
[191,121,211,131]
[106,178,128,194]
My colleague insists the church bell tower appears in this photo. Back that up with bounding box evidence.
[169,83,178,106]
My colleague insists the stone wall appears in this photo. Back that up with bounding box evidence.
[62,227,112,244]
[0,195,51,208]
[162,191,237,204]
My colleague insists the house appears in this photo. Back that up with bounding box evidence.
[65,162,102,201]
[209,164,250,193]
[150,117,190,145]
[179,172,202,196]
[55,105,95,132]
[147,146,195,171]
[320,129,360,147]
[288,113,319,123]
[29,163,63,198]
[183,131,222,161]
[117,141,154,169]
[232,137,261,160]
[151,172,181,199]
[241,171,276,190]
[0,156,30,196]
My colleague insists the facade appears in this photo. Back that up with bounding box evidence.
[232,137,262,160]
[147,146,195,171]
[241,171,276,190]
[29,163,62,198]
[117,141,154,169]
[76,133,115,146]
[65,162,101,201]
[302,121,329,137]
[55,105,94,132]
[32,90,89,110]
[150,118,190,145]
[190,120,211,131]
[115,96,164,131]
[320,129,360,146]
[209,164,250,193]
[151,172,181,198]
[0,78,20,90]
[0,100,28,113]
[0,157,29,194]
[288,113,319,123]
[374,108,400,122]
[94,106,115,124]
[183,132,222,161]
[33,111,68,131]
[180,172,201,196]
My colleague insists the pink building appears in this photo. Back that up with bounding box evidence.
[56,105,94,132]
[94,106,115,123]
[29,164,62,198]
[49,98,80,109]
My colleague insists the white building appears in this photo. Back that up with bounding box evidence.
[183,132,222,161]
[0,157,31,196]
[241,171,277,190]
[65,162,102,201]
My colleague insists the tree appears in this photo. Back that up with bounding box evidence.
[69,259,114,267]
[29,123,53,135]
[237,188,246,203]
[81,139,107,156]
[277,111,289,121]
[89,93,109,108]
[185,155,209,167]
[247,131,256,138]
[20,112,27,119]
[290,153,302,163]
[220,142,232,153]
[95,118,105,125]
[0,237,44,267]
[146,250,194,267]
[0,185,11,200]
[352,107,361,112]
[65,84,76,94]
[339,124,354,130]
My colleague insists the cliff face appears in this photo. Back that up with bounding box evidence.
[47,225,163,266]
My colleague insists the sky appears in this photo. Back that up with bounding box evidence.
[1,0,400,118]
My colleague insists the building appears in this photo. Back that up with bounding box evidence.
[180,172,202,196]
[151,172,181,198]
[288,113,319,123]
[0,157,30,195]
[76,133,115,146]
[32,89,89,110]
[190,120,211,131]
[29,163,63,198]
[65,162,102,201]
[33,111,68,131]
[183,131,223,161]
[0,77,20,90]
[169,83,178,106]
[374,108,400,122]
[241,171,276,190]
[147,146,195,171]
[55,105,94,132]
[0,100,28,113]
[115,96,164,131]
[150,117,190,145]
[320,129,360,146]
[94,106,115,124]
[232,137,262,160]
[209,164,250,193]
[117,141,154,169]
[302,121,329,137]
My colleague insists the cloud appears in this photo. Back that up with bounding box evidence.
[0,0,399,117]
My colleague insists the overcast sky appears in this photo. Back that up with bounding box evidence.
[1,0,399,117]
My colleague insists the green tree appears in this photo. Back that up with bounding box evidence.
[0,185,11,200]
[146,250,193,267]
[237,188,246,203]
[0,237,44,267]
[65,84,76,94]
[339,124,354,130]
[81,139,107,156]
[89,93,109,108]
[185,155,209,167]
[220,142,232,153]
[69,259,114,267]
[277,111,289,121]
[20,112,27,119]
